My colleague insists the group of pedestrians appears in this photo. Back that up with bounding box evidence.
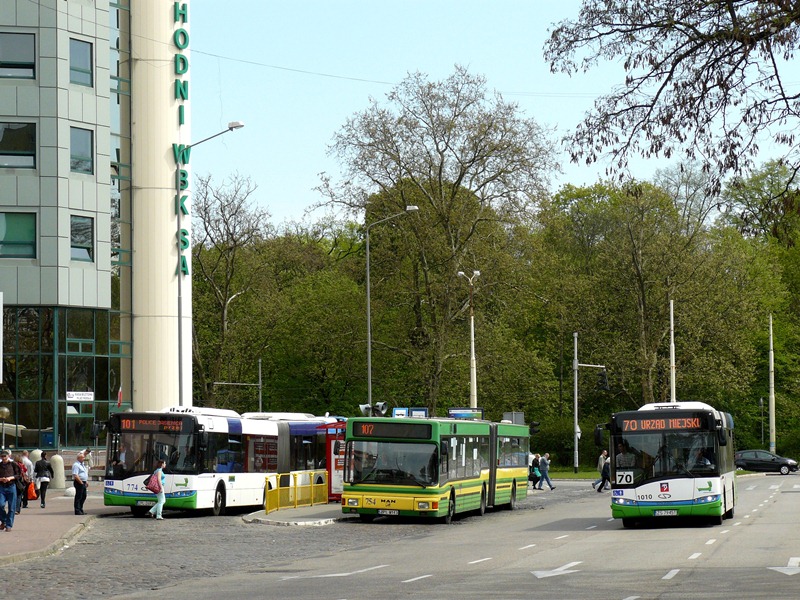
[592,449,611,491]
[526,449,618,494]
[528,452,556,491]
[0,448,55,532]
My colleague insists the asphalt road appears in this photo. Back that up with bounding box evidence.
[5,475,799,599]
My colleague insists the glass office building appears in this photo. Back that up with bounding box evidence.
[1,1,192,450]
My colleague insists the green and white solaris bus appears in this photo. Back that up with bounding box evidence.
[599,401,736,527]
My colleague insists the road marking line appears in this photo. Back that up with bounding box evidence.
[706,539,716,545]
[689,553,701,560]
[720,529,730,534]
[402,575,432,583]
[586,525,597,530]
[469,558,492,564]
[519,544,536,550]
[663,569,680,580]
[555,535,569,539]
[622,597,642,600]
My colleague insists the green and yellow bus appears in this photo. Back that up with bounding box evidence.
[341,417,529,523]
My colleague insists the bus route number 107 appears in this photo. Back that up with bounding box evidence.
[616,471,634,485]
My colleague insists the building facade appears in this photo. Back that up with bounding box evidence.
[0,0,191,450]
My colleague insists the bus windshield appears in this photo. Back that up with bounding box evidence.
[348,441,437,487]
[613,431,718,486]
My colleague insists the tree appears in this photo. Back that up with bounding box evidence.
[320,67,558,415]
[191,174,272,407]
[538,178,776,413]
[544,1,800,194]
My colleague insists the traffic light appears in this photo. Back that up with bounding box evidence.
[597,369,609,391]
[529,421,540,436]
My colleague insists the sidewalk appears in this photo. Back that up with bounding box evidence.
[0,489,352,565]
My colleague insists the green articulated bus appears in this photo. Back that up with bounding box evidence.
[341,417,529,523]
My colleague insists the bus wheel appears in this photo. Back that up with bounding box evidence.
[622,518,636,529]
[212,484,226,516]
[131,506,149,518]
[505,483,516,510]
[443,490,456,524]
[359,513,375,523]
[478,485,486,516]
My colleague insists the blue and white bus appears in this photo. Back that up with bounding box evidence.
[104,407,334,516]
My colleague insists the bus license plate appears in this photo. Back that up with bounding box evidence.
[136,500,156,507]
[377,509,399,516]
[654,509,677,516]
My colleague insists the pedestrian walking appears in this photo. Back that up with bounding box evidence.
[147,459,167,520]
[0,449,22,531]
[20,450,34,508]
[537,452,556,491]
[13,454,28,513]
[592,449,609,490]
[528,452,541,488]
[596,456,611,492]
[34,451,55,508]
[72,452,89,515]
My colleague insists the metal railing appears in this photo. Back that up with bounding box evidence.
[265,470,328,514]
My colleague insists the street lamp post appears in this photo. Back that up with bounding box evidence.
[176,121,244,407]
[0,406,10,450]
[365,205,418,409]
[458,270,481,409]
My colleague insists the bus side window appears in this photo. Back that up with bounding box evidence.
[440,442,449,477]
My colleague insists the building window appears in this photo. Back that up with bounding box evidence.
[0,212,36,258]
[69,38,93,86]
[70,127,93,174]
[0,123,36,168]
[0,33,35,79]
[71,215,94,262]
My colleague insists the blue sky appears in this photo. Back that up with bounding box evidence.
[186,2,668,224]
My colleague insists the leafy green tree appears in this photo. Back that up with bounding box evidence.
[544,1,800,194]
[320,67,558,415]
[191,174,271,408]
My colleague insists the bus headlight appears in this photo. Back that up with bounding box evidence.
[694,494,720,504]
[613,497,637,506]
[418,501,431,510]
[346,498,359,507]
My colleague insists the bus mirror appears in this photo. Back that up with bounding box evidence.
[718,429,727,446]
[333,440,341,455]
[594,424,604,447]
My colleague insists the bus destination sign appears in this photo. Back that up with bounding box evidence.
[354,421,432,440]
[119,417,186,433]
[617,413,709,432]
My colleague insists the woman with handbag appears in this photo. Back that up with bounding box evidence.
[146,459,166,520]
[13,454,29,514]
[34,451,55,508]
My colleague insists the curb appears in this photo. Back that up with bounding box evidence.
[0,510,128,566]
[241,511,359,527]
[0,518,90,566]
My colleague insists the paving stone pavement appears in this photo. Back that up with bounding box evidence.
[0,481,582,599]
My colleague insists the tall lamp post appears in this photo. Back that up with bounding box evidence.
[0,406,10,450]
[176,121,244,407]
[365,205,418,409]
[457,270,480,409]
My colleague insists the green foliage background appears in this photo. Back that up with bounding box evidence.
[190,72,800,467]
